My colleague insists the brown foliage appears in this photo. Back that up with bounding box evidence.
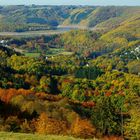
[0,124,11,132]
[36,92,62,101]
[5,116,20,131]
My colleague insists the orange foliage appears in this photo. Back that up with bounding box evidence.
[105,91,112,97]
[36,113,68,135]
[71,117,96,138]
[0,88,34,103]
[0,88,63,103]
[17,89,34,96]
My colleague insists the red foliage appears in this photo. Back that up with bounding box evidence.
[102,136,124,140]
[82,101,95,108]
[105,91,112,97]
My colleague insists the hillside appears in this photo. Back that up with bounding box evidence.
[61,15,140,56]
[0,6,140,32]
[0,5,75,32]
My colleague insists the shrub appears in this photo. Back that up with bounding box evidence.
[20,119,33,133]
[0,124,11,132]
[71,116,96,138]
[5,116,20,132]
[36,113,68,135]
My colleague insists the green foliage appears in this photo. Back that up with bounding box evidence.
[127,60,140,75]
[62,79,96,102]
[124,96,140,139]
[62,6,140,29]
[0,5,139,32]
[7,55,45,75]
[75,66,104,80]
[0,5,73,31]
[61,30,100,57]
[91,95,126,135]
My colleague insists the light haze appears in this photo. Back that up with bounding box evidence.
[0,0,140,6]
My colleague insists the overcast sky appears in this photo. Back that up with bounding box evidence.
[0,0,140,6]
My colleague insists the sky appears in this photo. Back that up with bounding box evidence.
[0,0,140,6]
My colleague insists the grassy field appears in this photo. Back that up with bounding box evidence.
[0,132,97,140]
[24,52,40,57]
[24,48,73,57]
[46,48,73,56]
[0,30,67,37]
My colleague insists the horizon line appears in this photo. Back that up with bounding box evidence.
[0,4,140,6]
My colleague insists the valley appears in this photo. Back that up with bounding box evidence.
[0,5,140,140]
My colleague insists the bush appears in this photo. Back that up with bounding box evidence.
[71,116,96,138]
[36,113,68,135]
[5,116,20,132]
[20,119,33,133]
[0,124,11,132]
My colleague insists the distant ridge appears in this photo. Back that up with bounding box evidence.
[0,5,140,32]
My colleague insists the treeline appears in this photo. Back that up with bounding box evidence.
[0,23,52,32]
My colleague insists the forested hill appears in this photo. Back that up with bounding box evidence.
[0,5,75,31]
[0,5,140,140]
[0,5,140,31]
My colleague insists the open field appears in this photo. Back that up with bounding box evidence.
[24,48,73,57]
[46,48,73,56]
[24,52,41,57]
[0,30,67,37]
[0,26,96,37]
[0,132,97,140]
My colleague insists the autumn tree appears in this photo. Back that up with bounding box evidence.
[71,116,96,138]
[36,113,68,135]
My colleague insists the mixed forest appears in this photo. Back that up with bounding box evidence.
[0,5,140,140]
